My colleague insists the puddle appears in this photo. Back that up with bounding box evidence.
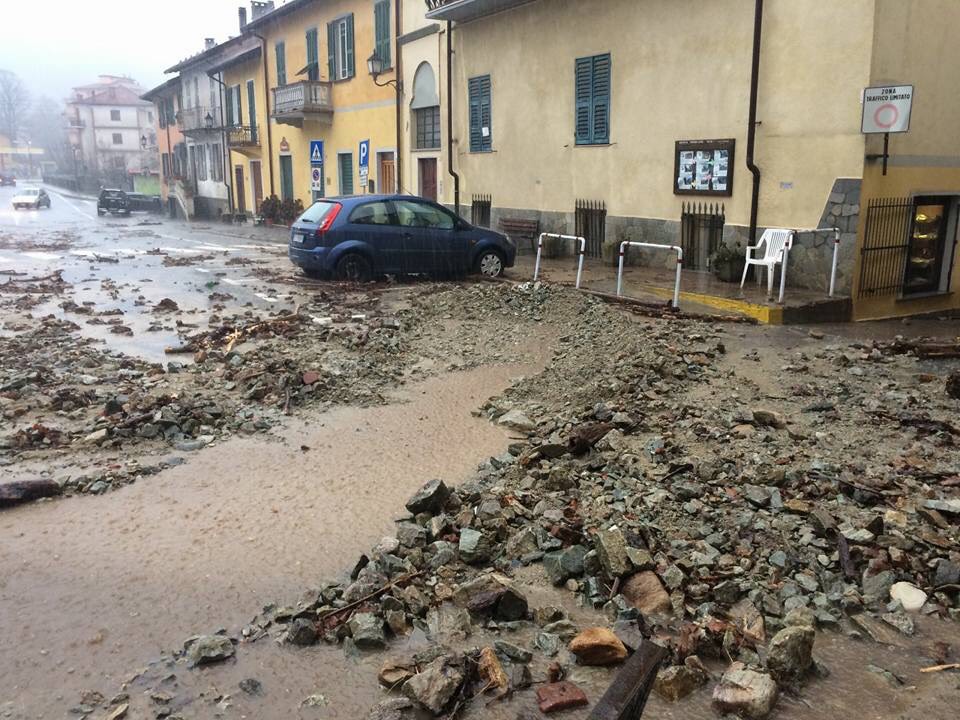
[0,360,542,718]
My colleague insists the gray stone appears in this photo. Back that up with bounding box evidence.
[933,558,960,587]
[543,545,587,585]
[712,665,779,719]
[494,640,533,663]
[403,656,464,714]
[285,618,318,646]
[862,569,896,605]
[612,618,644,653]
[405,479,450,515]
[348,613,386,649]
[533,632,561,656]
[767,626,815,683]
[662,564,685,590]
[744,485,772,508]
[458,528,492,564]
[881,611,915,636]
[426,604,472,640]
[239,678,263,696]
[184,635,235,666]
[504,527,538,559]
[365,698,414,720]
[396,523,427,549]
[654,664,707,701]
[498,409,536,432]
[596,527,631,578]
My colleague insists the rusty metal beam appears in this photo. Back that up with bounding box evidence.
[589,640,668,720]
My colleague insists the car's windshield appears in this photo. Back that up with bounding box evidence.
[298,201,339,224]
[22,189,39,196]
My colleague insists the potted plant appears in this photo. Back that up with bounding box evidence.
[710,242,746,282]
[259,195,280,225]
[278,198,304,226]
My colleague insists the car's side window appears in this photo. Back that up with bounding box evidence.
[349,201,394,226]
[394,200,454,230]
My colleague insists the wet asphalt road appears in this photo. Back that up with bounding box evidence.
[0,184,299,362]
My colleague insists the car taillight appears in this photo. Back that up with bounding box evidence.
[315,203,342,237]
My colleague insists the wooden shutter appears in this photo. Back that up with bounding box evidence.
[468,77,482,152]
[346,14,355,77]
[591,54,610,143]
[327,22,336,79]
[247,80,257,142]
[375,1,391,67]
[234,85,243,125]
[574,57,592,144]
[275,42,286,86]
[468,75,491,152]
[306,28,319,81]
[225,86,234,126]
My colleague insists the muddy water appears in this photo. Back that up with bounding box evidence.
[0,361,540,718]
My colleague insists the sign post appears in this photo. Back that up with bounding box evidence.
[309,140,324,198]
[861,85,913,176]
[358,139,370,192]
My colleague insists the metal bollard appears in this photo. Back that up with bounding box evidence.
[617,241,683,309]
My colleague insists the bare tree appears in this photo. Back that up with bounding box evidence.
[25,96,70,169]
[0,70,30,142]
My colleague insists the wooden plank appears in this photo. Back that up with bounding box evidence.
[0,479,62,508]
[589,640,668,720]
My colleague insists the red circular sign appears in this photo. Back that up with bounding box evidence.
[873,103,899,129]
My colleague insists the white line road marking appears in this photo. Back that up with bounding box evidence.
[195,268,211,273]
[22,251,62,260]
[222,278,244,286]
[159,246,206,254]
[254,293,278,303]
[45,188,97,220]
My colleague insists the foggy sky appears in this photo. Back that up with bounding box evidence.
[0,0,257,101]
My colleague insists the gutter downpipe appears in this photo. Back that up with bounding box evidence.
[253,32,276,197]
[746,0,763,244]
[395,0,403,193]
[446,20,460,217]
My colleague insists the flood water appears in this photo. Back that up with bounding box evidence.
[0,361,539,718]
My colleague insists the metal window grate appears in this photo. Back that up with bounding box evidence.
[471,194,491,228]
[575,199,606,258]
[681,201,725,271]
[858,197,912,298]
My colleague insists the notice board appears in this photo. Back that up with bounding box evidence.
[674,139,735,197]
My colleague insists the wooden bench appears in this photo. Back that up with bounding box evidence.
[498,217,540,253]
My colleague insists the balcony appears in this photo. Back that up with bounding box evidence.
[176,106,222,134]
[271,81,333,127]
[226,125,260,149]
[424,0,538,22]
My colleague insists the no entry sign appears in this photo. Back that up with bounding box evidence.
[862,85,913,134]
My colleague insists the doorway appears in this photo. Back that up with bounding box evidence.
[234,166,246,214]
[379,152,396,194]
[419,158,437,201]
[250,160,263,212]
[279,155,294,201]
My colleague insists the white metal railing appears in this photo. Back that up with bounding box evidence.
[617,242,684,309]
[272,81,333,116]
[532,233,586,289]
[788,226,842,298]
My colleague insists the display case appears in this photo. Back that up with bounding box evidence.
[903,197,949,295]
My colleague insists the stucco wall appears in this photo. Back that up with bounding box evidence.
[225,56,267,213]
[445,0,873,243]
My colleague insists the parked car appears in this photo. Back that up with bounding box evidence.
[97,188,130,216]
[11,187,51,210]
[127,192,162,213]
[0,174,16,187]
[288,194,516,281]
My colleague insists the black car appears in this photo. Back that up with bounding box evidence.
[127,192,162,213]
[98,189,130,216]
[0,174,15,187]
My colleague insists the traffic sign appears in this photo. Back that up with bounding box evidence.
[311,166,323,192]
[359,139,370,170]
[310,140,324,165]
[862,85,913,134]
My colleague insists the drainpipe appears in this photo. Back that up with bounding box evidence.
[446,20,460,216]
[746,0,764,244]
[395,0,403,192]
[253,32,276,197]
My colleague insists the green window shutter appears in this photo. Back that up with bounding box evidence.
[375,1,391,68]
[225,86,234,126]
[235,85,243,125]
[468,77,482,152]
[468,75,491,152]
[275,42,286,86]
[346,14,355,77]
[247,80,257,142]
[327,23,336,79]
[339,153,354,195]
[591,54,611,143]
[306,28,319,81]
[574,57,592,144]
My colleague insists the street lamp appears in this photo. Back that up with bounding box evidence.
[204,112,214,129]
[367,52,400,89]
[140,135,148,149]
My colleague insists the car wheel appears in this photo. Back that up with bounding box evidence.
[474,249,505,278]
[335,253,372,282]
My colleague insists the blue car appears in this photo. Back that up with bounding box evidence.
[288,194,516,281]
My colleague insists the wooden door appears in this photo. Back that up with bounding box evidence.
[418,158,437,201]
[379,152,395,194]
[234,166,246,214]
[250,160,263,211]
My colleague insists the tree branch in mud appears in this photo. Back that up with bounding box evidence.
[165,305,304,355]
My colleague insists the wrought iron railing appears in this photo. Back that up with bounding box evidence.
[272,81,333,116]
[681,201,725,271]
[176,106,221,132]
[858,196,912,298]
[226,126,260,147]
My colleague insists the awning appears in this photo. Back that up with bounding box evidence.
[424,0,539,23]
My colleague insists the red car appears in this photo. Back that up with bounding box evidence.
[0,174,16,187]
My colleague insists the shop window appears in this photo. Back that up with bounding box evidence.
[903,196,958,295]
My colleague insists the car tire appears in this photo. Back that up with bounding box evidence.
[335,253,373,282]
[474,249,506,278]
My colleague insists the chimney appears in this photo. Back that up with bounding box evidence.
[238,6,247,31]
[251,1,274,20]
[204,38,216,50]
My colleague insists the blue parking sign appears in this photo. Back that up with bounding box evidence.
[310,140,324,165]
[359,139,370,170]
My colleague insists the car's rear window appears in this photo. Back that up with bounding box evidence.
[299,201,340,224]
[102,190,124,199]
[23,189,39,195]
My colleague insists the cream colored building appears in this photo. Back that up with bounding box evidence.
[421,0,960,320]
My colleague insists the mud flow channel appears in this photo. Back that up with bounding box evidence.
[0,357,545,718]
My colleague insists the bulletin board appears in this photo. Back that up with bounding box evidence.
[674,139,735,197]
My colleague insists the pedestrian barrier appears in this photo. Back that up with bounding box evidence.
[532,233,587,289]
[617,242,683,309]
[827,226,841,297]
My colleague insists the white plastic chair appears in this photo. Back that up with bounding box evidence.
[740,228,794,299]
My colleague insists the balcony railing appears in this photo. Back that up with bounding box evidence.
[226,125,260,148]
[176,106,221,133]
[271,81,333,125]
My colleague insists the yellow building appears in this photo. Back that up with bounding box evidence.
[233,0,399,215]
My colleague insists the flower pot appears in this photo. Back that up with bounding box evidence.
[713,257,746,283]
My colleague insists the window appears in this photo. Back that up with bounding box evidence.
[575,53,611,145]
[338,152,354,195]
[161,154,171,178]
[158,103,167,129]
[110,109,121,121]
[196,144,208,181]
[328,15,355,81]
[275,41,287,86]
[374,1,391,68]
[415,106,440,150]
[112,156,125,169]
[193,77,200,107]
[468,75,492,152]
[225,85,241,127]
[112,133,123,145]
[210,143,223,182]
[903,197,957,295]
[350,201,394,225]
[306,28,319,81]
[147,111,154,124]
[394,199,454,230]
[247,80,258,143]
